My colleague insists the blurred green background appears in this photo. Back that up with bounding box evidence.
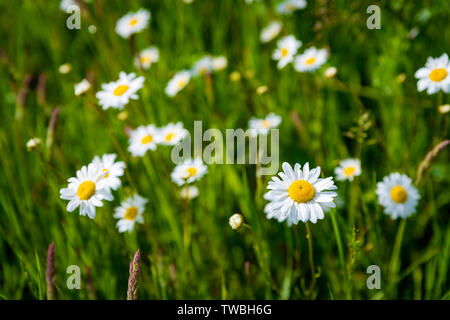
[0,0,449,299]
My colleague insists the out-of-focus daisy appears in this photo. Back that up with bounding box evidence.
[276,0,307,15]
[171,158,207,186]
[60,0,86,12]
[272,35,302,69]
[26,137,42,151]
[334,158,361,181]
[128,125,159,157]
[157,122,189,146]
[415,53,450,94]
[376,173,420,219]
[58,63,72,74]
[260,21,282,43]
[91,153,125,191]
[114,194,147,233]
[59,163,113,219]
[192,56,214,76]
[74,79,91,96]
[264,162,338,225]
[115,9,150,39]
[294,47,328,72]
[229,213,244,230]
[212,56,228,71]
[135,46,159,70]
[165,70,191,97]
[324,66,337,79]
[439,104,450,114]
[249,113,282,136]
[179,185,199,200]
[96,72,144,110]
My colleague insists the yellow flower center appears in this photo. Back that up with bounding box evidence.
[186,167,197,177]
[305,57,316,65]
[165,132,175,142]
[77,181,96,200]
[178,80,186,88]
[141,135,153,144]
[288,180,315,203]
[344,166,356,177]
[141,56,151,64]
[429,68,448,82]
[129,18,138,26]
[102,168,109,179]
[390,185,408,204]
[124,206,138,220]
[262,120,270,128]
[281,48,289,57]
[113,85,129,96]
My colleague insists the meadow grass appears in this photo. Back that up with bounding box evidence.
[0,0,449,300]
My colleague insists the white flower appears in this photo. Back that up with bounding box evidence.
[128,125,159,157]
[58,63,72,74]
[96,72,144,110]
[249,113,281,136]
[179,185,199,200]
[165,70,191,97]
[264,162,338,225]
[59,163,113,219]
[212,56,228,71]
[192,56,214,76]
[376,173,420,219]
[415,53,450,94]
[135,46,159,70]
[157,122,189,146]
[59,0,85,12]
[26,137,42,151]
[324,66,337,79]
[260,21,282,43]
[272,35,302,69]
[115,9,150,39]
[334,158,361,181]
[294,47,328,72]
[91,153,125,191]
[74,79,91,96]
[276,0,307,15]
[171,158,207,186]
[229,214,244,230]
[114,194,147,233]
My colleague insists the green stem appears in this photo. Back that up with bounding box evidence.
[389,219,406,286]
[305,222,316,299]
[330,208,350,298]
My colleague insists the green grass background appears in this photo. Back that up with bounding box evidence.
[0,0,449,299]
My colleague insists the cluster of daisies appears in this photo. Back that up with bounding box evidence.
[59,154,147,232]
[165,55,228,97]
[264,158,420,226]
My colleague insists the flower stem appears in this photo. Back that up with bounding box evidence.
[305,222,316,299]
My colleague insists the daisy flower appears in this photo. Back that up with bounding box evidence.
[272,35,302,69]
[114,194,147,233]
[192,56,214,76]
[96,72,144,110]
[334,158,361,181]
[276,0,307,15]
[179,185,200,200]
[264,162,338,225]
[171,158,207,186]
[260,21,282,43]
[59,163,113,219]
[294,47,328,72]
[128,125,160,157]
[157,122,189,146]
[414,53,450,94]
[74,79,91,96]
[376,173,420,219]
[135,46,159,70]
[91,153,125,191]
[249,113,282,136]
[115,9,150,39]
[165,70,191,97]
[212,56,228,71]
[229,213,244,230]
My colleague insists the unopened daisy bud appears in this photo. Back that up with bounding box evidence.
[397,73,406,83]
[74,79,91,96]
[88,25,97,34]
[438,104,450,114]
[324,66,337,79]
[229,213,244,230]
[118,110,129,121]
[127,249,141,300]
[26,137,42,151]
[180,185,199,200]
[212,56,228,71]
[46,243,56,300]
[230,71,241,82]
[58,63,72,74]
[257,85,268,95]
